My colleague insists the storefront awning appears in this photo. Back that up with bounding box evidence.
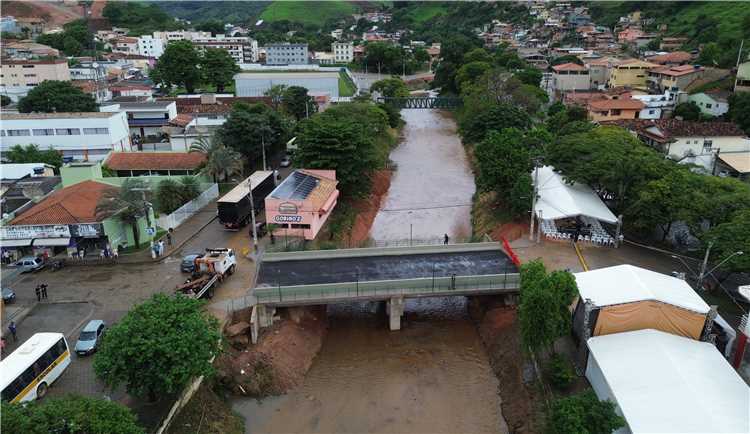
[0,239,32,247]
[32,238,71,247]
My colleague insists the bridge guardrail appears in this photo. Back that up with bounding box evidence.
[254,273,520,304]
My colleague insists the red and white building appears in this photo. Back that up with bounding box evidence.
[265,170,338,240]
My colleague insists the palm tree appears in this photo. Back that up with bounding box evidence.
[96,179,149,248]
[189,134,243,183]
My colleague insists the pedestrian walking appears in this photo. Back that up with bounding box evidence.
[113,246,119,259]
[8,321,17,342]
[35,285,41,302]
[41,284,48,300]
[166,231,172,246]
[444,233,449,245]
[158,240,165,256]
[2,250,9,265]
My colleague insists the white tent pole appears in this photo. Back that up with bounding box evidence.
[529,163,540,241]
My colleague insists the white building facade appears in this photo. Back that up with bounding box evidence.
[266,43,309,65]
[0,112,131,161]
[332,41,354,63]
[137,35,165,58]
[193,36,259,63]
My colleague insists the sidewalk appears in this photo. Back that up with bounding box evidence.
[117,200,218,265]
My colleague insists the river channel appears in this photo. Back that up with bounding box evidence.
[233,109,506,434]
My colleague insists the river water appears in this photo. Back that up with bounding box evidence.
[233,109,506,434]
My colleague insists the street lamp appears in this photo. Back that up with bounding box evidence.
[670,255,699,280]
[698,249,744,290]
[247,177,259,259]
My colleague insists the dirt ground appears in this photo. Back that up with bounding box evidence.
[3,1,84,27]
[166,383,244,434]
[348,169,392,246]
[469,299,546,434]
[217,306,328,397]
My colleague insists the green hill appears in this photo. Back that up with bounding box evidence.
[260,1,357,26]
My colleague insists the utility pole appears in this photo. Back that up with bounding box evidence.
[733,39,744,92]
[247,178,259,257]
[697,241,713,290]
[529,161,540,242]
[261,135,267,171]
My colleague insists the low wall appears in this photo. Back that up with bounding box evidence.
[262,241,503,262]
[156,184,218,230]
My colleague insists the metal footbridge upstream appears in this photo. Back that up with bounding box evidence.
[377,96,463,109]
[249,242,519,336]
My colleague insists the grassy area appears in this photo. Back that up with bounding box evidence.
[688,76,735,95]
[338,71,357,97]
[665,2,748,43]
[260,1,357,26]
[404,3,449,23]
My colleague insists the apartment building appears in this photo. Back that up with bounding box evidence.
[192,36,259,63]
[607,59,658,91]
[153,31,211,43]
[1,58,70,87]
[648,64,705,93]
[137,35,165,58]
[332,41,354,63]
[113,37,139,55]
[266,43,309,65]
[551,62,591,94]
[100,101,177,138]
[0,112,131,161]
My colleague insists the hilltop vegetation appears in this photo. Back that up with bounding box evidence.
[154,1,267,25]
[104,2,183,35]
[260,1,358,26]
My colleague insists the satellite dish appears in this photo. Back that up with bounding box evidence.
[739,285,750,304]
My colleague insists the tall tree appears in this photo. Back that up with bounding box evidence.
[674,101,702,121]
[18,80,97,113]
[728,92,750,135]
[701,210,750,274]
[459,102,532,144]
[200,48,240,93]
[155,179,184,214]
[195,19,226,36]
[474,128,533,194]
[95,179,150,248]
[282,86,316,120]
[264,84,288,110]
[189,135,243,182]
[93,294,221,401]
[1,395,143,434]
[370,77,410,98]
[151,41,202,93]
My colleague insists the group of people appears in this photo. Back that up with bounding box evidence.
[35,283,49,302]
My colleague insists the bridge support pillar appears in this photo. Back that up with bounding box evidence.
[387,297,405,331]
[256,305,276,328]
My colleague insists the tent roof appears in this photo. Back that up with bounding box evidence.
[587,329,750,434]
[533,166,617,224]
[574,264,709,313]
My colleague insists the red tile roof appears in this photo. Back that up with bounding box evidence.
[104,152,206,171]
[159,96,271,115]
[588,98,644,111]
[552,62,587,72]
[168,114,194,128]
[650,64,704,77]
[647,51,692,65]
[604,119,747,142]
[10,180,118,225]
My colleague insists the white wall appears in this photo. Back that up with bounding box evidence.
[668,136,750,159]
[0,113,131,161]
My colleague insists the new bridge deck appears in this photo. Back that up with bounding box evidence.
[254,243,519,306]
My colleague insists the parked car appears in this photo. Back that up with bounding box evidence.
[180,253,203,273]
[2,288,16,303]
[12,256,44,273]
[74,320,106,356]
[279,155,291,167]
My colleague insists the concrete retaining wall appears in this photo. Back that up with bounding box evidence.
[262,241,503,262]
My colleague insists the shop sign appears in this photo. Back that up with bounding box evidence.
[278,202,298,214]
[0,225,70,240]
[274,215,302,223]
[70,223,103,238]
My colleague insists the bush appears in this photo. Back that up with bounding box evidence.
[546,353,575,390]
[547,391,625,434]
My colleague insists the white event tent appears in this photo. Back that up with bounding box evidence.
[534,165,617,224]
[586,329,750,434]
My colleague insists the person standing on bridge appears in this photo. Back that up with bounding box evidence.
[444,233,449,245]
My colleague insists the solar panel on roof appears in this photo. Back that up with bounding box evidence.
[270,171,320,200]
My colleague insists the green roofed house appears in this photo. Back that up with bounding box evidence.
[688,90,730,118]
[1,179,156,259]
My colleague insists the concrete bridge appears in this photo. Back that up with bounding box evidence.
[377,96,462,109]
[250,242,519,337]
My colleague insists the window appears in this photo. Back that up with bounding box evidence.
[290,223,311,229]
[24,74,36,78]
[55,128,80,135]
[7,129,30,136]
[33,128,55,136]
[648,110,655,114]
[705,103,712,109]
[703,140,713,152]
[83,127,109,135]
[611,109,622,116]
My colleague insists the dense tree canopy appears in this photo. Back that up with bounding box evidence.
[18,80,97,113]
[674,101,702,121]
[728,92,750,135]
[200,48,240,93]
[195,19,226,36]
[370,77,410,98]
[150,41,202,93]
[295,103,391,197]
[1,395,143,434]
[36,19,93,56]
[459,102,532,144]
[93,294,221,401]
[216,102,288,165]
[701,210,750,273]
[281,86,317,120]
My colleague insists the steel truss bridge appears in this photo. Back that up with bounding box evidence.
[378,97,462,109]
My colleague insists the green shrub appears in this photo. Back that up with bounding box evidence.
[546,353,575,390]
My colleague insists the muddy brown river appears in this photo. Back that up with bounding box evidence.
[233,109,506,434]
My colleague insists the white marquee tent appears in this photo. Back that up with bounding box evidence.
[586,329,750,434]
[533,165,617,224]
